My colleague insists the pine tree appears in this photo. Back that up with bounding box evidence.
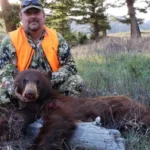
[44,0,73,39]
[70,0,110,40]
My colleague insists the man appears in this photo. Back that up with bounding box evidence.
[0,0,84,104]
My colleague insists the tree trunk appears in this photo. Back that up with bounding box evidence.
[126,0,141,38]
[102,30,107,37]
[0,0,17,32]
[93,21,100,40]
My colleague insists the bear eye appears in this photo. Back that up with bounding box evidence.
[23,79,28,85]
[36,80,40,85]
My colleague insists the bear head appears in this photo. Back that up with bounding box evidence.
[14,69,52,102]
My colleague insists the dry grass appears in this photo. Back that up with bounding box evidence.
[72,37,150,100]
[108,30,150,38]
[72,36,150,57]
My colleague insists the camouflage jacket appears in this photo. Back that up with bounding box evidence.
[0,28,77,102]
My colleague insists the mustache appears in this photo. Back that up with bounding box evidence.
[29,19,39,23]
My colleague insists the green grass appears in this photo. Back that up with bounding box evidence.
[72,37,150,149]
[75,53,150,104]
[123,130,150,150]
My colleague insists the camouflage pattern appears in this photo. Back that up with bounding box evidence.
[0,28,84,104]
[53,75,84,98]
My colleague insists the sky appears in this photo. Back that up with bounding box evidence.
[7,0,150,21]
[107,7,150,21]
[105,0,150,21]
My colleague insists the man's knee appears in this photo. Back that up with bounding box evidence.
[67,75,84,90]
[55,75,85,97]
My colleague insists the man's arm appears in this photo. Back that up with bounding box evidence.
[51,33,77,85]
[0,34,17,103]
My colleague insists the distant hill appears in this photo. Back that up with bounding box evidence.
[108,20,150,33]
[70,20,150,34]
[140,20,150,30]
[70,21,91,34]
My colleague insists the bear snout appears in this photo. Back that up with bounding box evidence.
[22,82,39,102]
[24,90,36,100]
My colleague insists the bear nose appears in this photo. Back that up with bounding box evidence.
[24,90,36,100]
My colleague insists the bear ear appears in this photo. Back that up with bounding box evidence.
[45,70,52,79]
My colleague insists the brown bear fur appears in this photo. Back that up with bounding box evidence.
[1,69,150,150]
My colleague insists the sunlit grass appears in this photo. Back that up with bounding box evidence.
[108,30,150,37]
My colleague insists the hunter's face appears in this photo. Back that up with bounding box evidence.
[20,8,45,32]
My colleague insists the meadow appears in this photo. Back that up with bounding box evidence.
[72,36,150,150]
[0,29,150,149]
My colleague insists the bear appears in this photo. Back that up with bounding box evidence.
[1,69,150,150]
